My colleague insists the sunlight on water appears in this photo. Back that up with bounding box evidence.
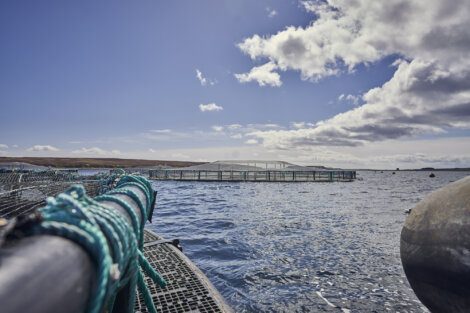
[148,171,469,312]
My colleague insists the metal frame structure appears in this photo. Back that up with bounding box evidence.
[150,160,356,182]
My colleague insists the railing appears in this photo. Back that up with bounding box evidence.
[149,170,356,182]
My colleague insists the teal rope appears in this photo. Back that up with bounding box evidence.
[25,174,165,313]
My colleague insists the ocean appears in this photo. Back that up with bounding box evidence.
[147,171,470,312]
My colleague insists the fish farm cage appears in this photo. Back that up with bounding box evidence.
[149,160,356,182]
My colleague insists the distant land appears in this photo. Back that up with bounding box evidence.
[0,157,202,168]
[0,157,469,171]
[362,167,470,172]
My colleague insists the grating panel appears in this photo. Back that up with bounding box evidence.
[143,230,160,244]
[136,230,231,313]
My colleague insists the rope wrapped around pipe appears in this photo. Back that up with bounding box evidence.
[15,174,165,313]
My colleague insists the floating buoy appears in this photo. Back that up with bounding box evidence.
[392,172,396,174]
[400,176,470,312]
[429,173,435,178]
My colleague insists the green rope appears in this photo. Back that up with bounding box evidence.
[24,174,165,313]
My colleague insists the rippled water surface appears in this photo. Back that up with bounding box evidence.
[147,171,469,312]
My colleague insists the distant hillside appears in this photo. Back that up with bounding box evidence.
[0,157,203,168]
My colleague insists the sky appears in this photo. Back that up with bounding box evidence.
[1,0,470,169]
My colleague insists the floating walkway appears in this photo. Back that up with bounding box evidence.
[137,230,231,313]
[150,160,356,182]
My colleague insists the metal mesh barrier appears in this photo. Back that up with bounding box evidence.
[137,230,230,313]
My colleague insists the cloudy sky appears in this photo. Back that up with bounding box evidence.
[1,0,470,169]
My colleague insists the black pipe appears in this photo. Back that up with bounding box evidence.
[0,185,148,313]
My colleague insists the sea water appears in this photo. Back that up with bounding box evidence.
[148,171,469,312]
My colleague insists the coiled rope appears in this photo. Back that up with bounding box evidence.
[25,174,166,313]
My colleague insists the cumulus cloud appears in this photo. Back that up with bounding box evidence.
[196,69,216,86]
[237,0,470,147]
[27,145,59,152]
[199,103,223,112]
[234,62,282,87]
[0,144,8,149]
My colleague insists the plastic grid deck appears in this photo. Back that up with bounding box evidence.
[136,230,229,313]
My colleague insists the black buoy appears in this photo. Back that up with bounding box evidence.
[392,172,396,174]
[429,173,436,178]
[400,176,470,312]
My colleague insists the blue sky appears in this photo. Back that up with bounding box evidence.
[1,0,470,169]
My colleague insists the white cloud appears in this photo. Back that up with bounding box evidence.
[267,7,278,18]
[150,129,172,134]
[212,125,224,132]
[0,144,8,149]
[237,0,470,147]
[263,123,281,129]
[140,136,469,168]
[338,94,361,105]
[234,62,282,87]
[72,147,107,155]
[199,103,223,112]
[230,134,243,139]
[245,139,259,145]
[196,69,216,86]
[227,124,242,130]
[291,122,315,129]
[27,145,59,152]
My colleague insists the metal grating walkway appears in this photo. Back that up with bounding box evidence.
[136,230,231,313]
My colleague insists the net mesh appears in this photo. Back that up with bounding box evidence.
[0,170,105,219]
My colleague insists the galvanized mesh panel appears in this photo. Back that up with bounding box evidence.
[136,231,228,313]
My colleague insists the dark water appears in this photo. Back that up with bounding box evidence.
[147,171,469,312]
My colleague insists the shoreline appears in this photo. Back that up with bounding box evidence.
[0,156,202,169]
[1,156,469,171]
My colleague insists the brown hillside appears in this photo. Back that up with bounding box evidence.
[0,157,203,168]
